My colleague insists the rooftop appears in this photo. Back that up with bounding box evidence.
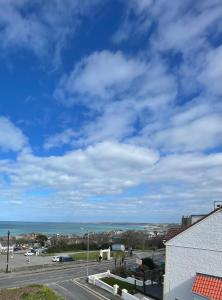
[192,273,222,300]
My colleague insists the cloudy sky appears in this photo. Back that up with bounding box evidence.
[0,0,222,222]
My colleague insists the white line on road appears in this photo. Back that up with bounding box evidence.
[73,279,113,300]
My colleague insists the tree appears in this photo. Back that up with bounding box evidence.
[35,234,48,247]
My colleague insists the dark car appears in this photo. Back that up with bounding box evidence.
[59,256,74,262]
[14,246,22,251]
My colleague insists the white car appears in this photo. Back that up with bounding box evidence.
[52,256,60,262]
[24,251,34,256]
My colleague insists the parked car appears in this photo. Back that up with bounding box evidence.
[24,251,34,256]
[52,256,60,262]
[14,247,22,251]
[59,256,74,262]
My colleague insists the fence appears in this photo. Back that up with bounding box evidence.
[110,272,153,286]
[95,277,114,293]
[88,270,152,300]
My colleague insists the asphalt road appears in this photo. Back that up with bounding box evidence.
[0,259,134,300]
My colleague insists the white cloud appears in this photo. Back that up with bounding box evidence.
[54,51,177,146]
[153,3,221,53]
[55,51,177,110]
[112,0,153,44]
[0,0,103,62]
[0,117,27,152]
[44,129,77,150]
[4,141,158,199]
[115,0,222,53]
[171,101,212,126]
[55,50,146,105]
[1,142,222,219]
[153,114,222,152]
[76,101,136,145]
[198,45,222,95]
[131,0,153,13]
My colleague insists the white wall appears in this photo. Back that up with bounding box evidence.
[94,278,114,294]
[164,209,222,300]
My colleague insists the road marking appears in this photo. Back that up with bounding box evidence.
[73,279,112,300]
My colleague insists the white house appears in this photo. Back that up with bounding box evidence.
[164,208,222,300]
[0,243,14,253]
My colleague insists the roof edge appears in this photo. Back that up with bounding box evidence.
[165,207,222,245]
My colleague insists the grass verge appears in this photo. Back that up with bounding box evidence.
[0,285,63,300]
[71,251,99,261]
[101,277,136,294]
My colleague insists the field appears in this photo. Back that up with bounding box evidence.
[0,285,63,300]
[71,251,99,260]
[71,250,125,261]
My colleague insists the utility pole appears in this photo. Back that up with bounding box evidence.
[6,230,10,273]
[86,230,89,277]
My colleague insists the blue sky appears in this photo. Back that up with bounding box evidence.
[0,0,222,222]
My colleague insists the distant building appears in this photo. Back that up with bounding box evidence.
[181,214,206,228]
[111,243,125,251]
[0,242,14,253]
[164,208,222,300]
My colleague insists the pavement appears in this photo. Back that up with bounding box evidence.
[0,258,135,300]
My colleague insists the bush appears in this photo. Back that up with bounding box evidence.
[142,257,156,270]
[113,267,132,278]
[47,242,98,253]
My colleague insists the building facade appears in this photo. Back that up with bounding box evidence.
[164,208,222,300]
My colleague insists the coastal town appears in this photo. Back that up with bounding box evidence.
[0,206,222,299]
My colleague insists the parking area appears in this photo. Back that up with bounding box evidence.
[0,252,54,271]
[0,251,96,272]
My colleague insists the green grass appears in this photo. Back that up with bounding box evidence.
[112,251,126,259]
[0,285,63,300]
[71,251,99,261]
[101,277,136,294]
[21,286,63,300]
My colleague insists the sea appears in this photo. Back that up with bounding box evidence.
[0,221,146,237]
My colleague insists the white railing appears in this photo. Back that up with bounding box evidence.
[122,289,139,300]
[111,273,144,286]
[122,289,151,300]
[94,278,114,293]
[109,273,153,286]
[88,270,152,300]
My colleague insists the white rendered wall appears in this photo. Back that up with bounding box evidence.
[164,209,222,300]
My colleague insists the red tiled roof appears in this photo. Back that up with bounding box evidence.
[192,273,222,300]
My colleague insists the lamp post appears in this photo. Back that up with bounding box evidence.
[6,230,10,273]
[86,230,89,277]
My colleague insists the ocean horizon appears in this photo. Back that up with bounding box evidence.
[0,221,147,237]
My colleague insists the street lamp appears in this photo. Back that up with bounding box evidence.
[6,230,10,273]
[80,227,89,277]
[86,230,89,277]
